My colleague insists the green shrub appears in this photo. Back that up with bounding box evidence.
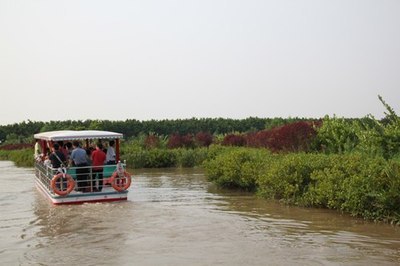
[204,147,400,223]
[121,146,149,168]
[175,148,209,168]
[122,145,210,169]
[204,147,271,191]
[0,148,34,167]
[257,153,331,204]
[340,157,400,222]
[302,154,400,222]
[0,149,10,160]
[145,148,177,168]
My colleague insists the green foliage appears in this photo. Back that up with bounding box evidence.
[121,146,149,168]
[378,95,400,124]
[315,96,400,159]
[257,153,331,204]
[2,96,399,223]
[0,117,277,143]
[351,116,385,157]
[204,147,400,223]
[315,115,358,154]
[121,142,176,168]
[145,149,177,168]
[3,133,33,145]
[340,158,400,221]
[0,117,317,147]
[0,149,34,167]
[121,142,209,169]
[304,154,374,210]
[204,147,271,191]
[264,117,308,130]
[0,150,9,160]
[175,148,209,168]
[0,128,6,142]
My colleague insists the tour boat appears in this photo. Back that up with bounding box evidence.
[34,130,131,205]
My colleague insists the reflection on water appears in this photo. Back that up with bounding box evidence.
[1,161,400,265]
[28,196,131,265]
[210,190,400,265]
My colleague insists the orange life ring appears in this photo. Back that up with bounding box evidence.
[110,171,132,192]
[51,173,75,196]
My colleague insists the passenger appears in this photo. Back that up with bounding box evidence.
[91,143,106,192]
[101,142,107,154]
[43,148,52,167]
[34,139,42,161]
[57,141,68,161]
[106,140,116,165]
[86,147,93,165]
[70,141,89,192]
[64,142,72,160]
[49,143,66,169]
[43,155,52,168]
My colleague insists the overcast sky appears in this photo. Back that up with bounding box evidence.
[1,0,399,125]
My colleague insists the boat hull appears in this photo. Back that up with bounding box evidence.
[35,175,128,205]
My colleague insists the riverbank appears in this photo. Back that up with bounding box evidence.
[2,145,400,224]
[0,148,33,167]
[203,147,400,224]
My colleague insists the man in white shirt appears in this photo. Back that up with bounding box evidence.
[34,139,42,161]
[106,140,116,165]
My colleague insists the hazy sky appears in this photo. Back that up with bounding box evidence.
[1,0,399,125]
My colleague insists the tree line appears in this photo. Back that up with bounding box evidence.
[0,117,309,144]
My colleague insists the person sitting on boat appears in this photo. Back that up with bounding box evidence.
[91,143,106,192]
[49,143,66,169]
[70,141,90,192]
[34,139,42,161]
[43,155,51,168]
[42,148,51,166]
[106,140,116,165]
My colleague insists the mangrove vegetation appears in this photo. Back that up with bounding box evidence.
[1,96,399,223]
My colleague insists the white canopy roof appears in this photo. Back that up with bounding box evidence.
[34,130,123,141]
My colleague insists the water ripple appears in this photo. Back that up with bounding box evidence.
[1,163,400,265]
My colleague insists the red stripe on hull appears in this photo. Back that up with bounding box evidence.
[35,179,128,205]
[53,197,127,205]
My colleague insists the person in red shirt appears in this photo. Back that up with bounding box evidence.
[91,143,107,191]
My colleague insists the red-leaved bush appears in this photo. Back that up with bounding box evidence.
[0,143,33,150]
[167,133,195,149]
[246,121,317,152]
[144,134,160,149]
[167,133,182,149]
[195,132,213,147]
[165,120,319,151]
[222,134,246,147]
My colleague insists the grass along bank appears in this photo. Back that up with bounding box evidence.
[203,147,400,224]
[0,148,34,167]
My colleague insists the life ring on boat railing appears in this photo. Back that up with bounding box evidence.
[110,171,132,192]
[51,173,75,196]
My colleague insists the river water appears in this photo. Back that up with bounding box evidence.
[1,160,400,266]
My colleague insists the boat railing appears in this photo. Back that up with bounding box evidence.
[35,161,126,193]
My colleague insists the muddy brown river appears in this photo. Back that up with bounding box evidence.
[1,161,400,265]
